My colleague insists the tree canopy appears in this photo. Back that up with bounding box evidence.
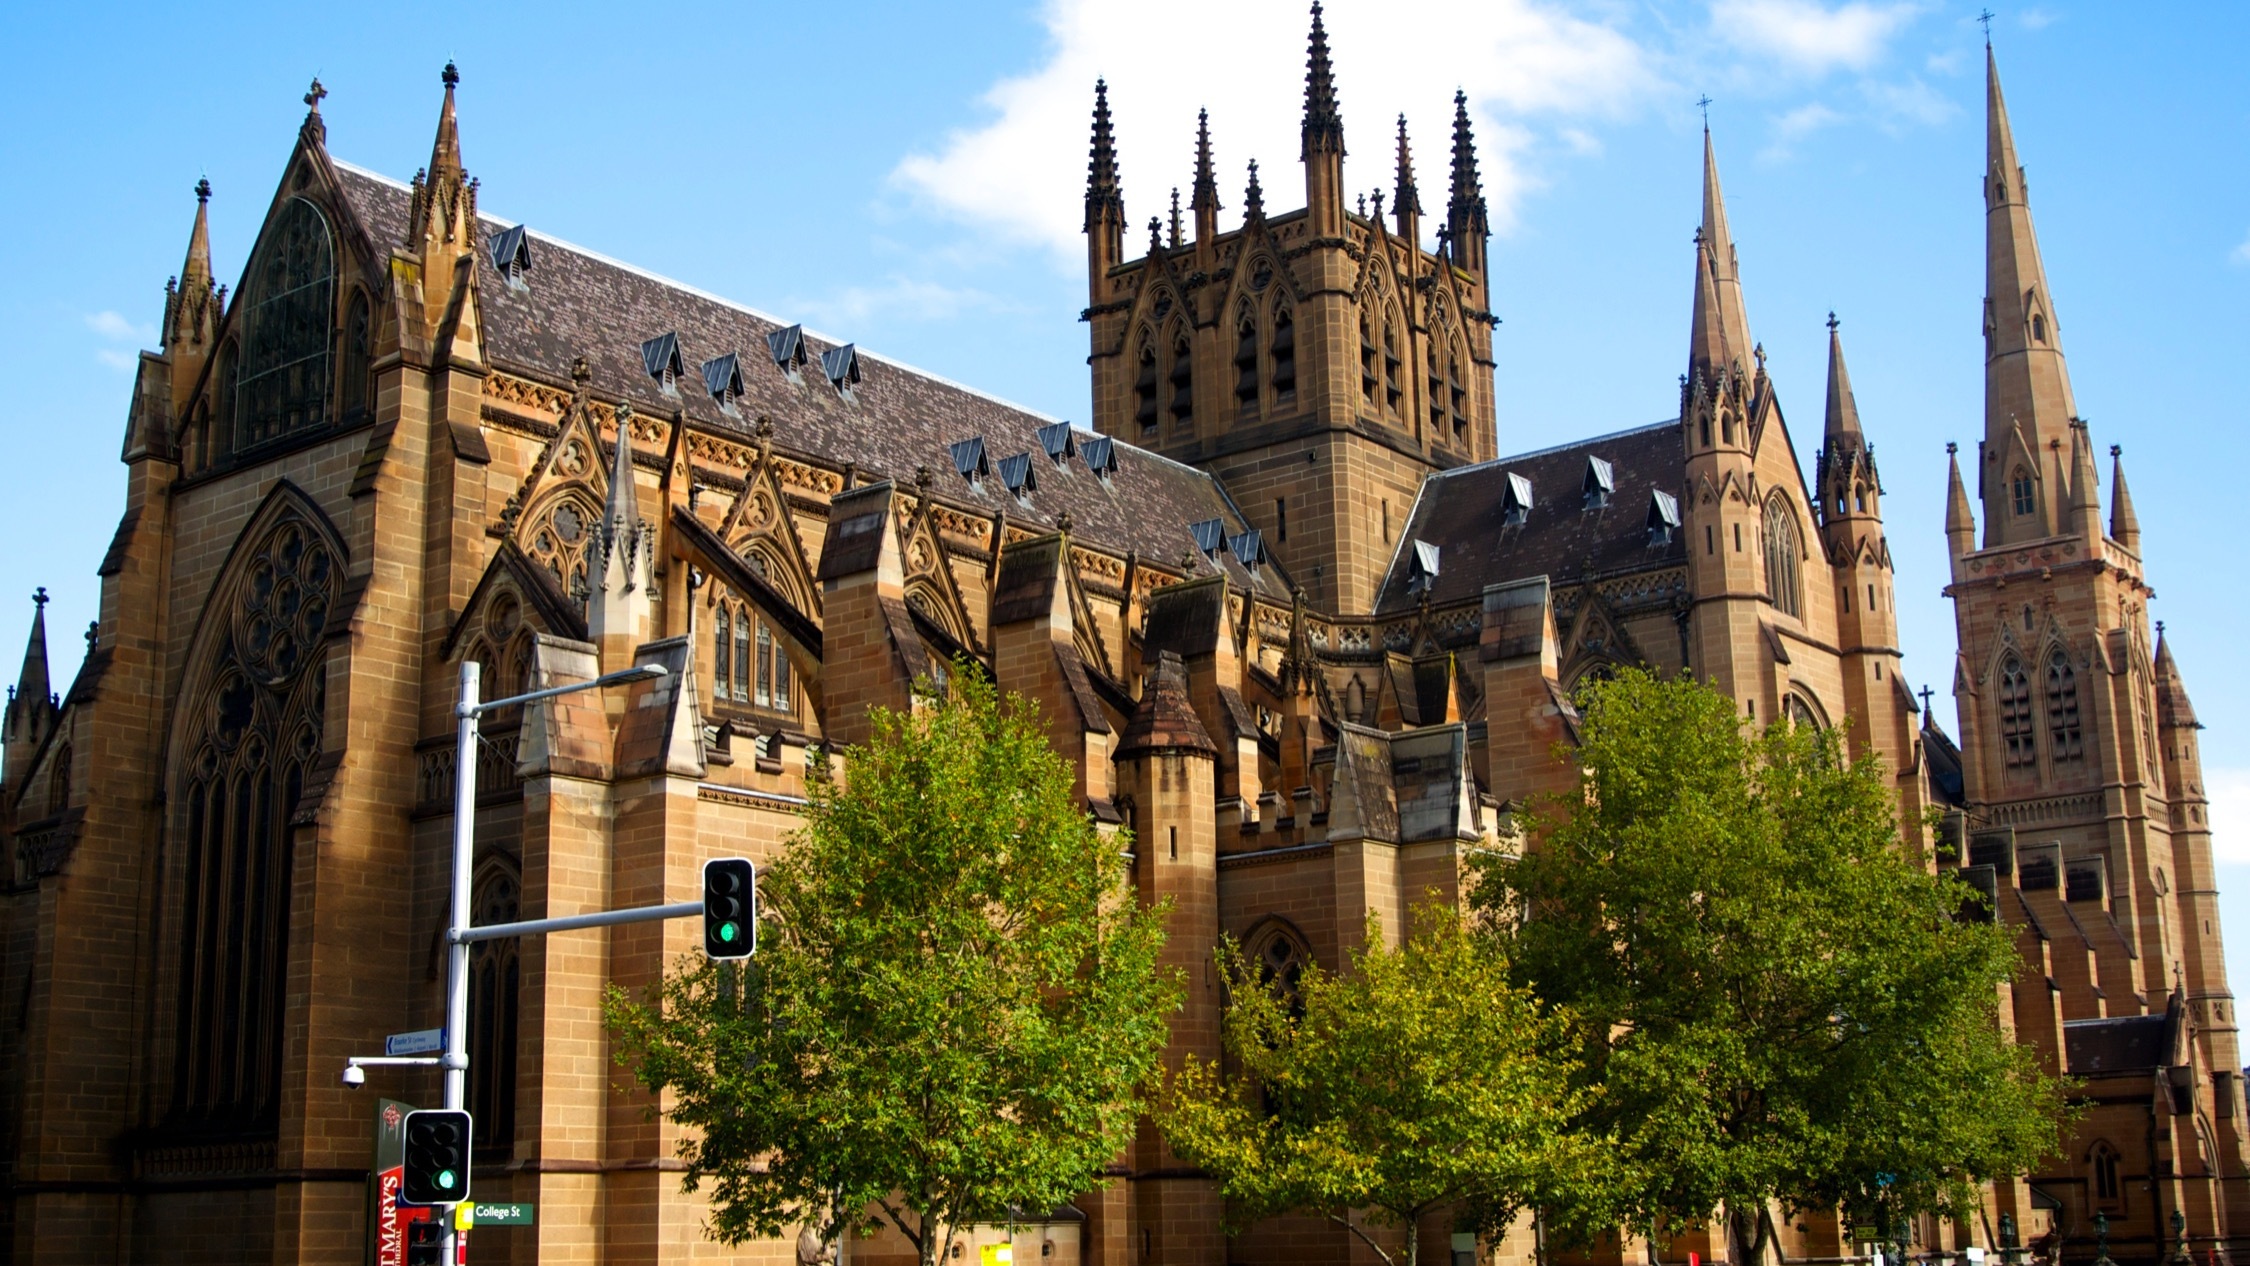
[1160,908,1595,1266]
[1471,669,2071,1260]
[606,669,1179,1266]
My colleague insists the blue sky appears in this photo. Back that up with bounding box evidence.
[5,1,2250,984]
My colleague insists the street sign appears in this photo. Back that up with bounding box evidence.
[469,1202,535,1226]
[385,1028,444,1056]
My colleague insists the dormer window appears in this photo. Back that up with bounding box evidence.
[2011,468,2034,516]
[1582,456,1615,510]
[767,324,808,385]
[701,353,745,417]
[1229,529,1264,572]
[949,437,989,486]
[1082,435,1117,483]
[1189,518,1226,558]
[487,224,532,291]
[1036,422,1076,467]
[1646,489,1681,546]
[1501,472,1532,527]
[997,452,1037,503]
[642,332,683,397]
[1406,539,1440,594]
[821,344,861,401]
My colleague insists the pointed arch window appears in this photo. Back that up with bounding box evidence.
[1269,308,1296,402]
[711,592,792,717]
[234,197,336,451]
[1762,494,1802,618]
[2011,469,2035,517]
[2046,654,2084,763]
[340,290,371,421]
[1359,318,1378,404]
[2032,313,2047,344]
[2000,655,2037,769]
[46,743,71,816]
[1168,332,1194,430]
[1234,314,1261,410]
[2090,1140,2122,1204]
[1382,324,1403,413]
[169,506,337,1128]
[1133,339,1159,434]
[468,860,521,1155]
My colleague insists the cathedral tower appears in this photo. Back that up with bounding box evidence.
[1082,5,1499,613]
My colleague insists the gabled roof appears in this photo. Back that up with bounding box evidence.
[1376,421,1685,612]
[330,161,1283,595]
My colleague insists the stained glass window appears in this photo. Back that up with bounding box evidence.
[1763,494,1802,618]
[233,198,335,451]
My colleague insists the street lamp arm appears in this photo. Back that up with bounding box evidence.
[460,662,666,717]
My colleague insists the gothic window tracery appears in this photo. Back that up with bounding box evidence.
[169,506,338,1128]
[469,859,521,1155]
[1999,654,2037,769]
[1168,330,1194,431]
[2011,469,2034,517]
[2089,1140,2122,1204]
[234,198,336,452]
[1762,494,1802,618]
[2046,653,2083,763]
[1243,921,1311,1016]
[523,492,600,607]
[711,589,793,716]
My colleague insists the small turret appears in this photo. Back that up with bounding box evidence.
[2153,623,2198,733]
[1300,2,1346,235]
[410,62,476,257]
[1084,79,1125,291]
[2109,445,2140,553]
[588,407,651,667]
[5,590,56,796]
[1816,314,1881,529]
[163,179,222,423]
[1445,90,1489,276]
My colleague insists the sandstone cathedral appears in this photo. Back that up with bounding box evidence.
[0,8,2237,1265]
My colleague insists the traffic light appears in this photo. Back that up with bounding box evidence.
[405,1218,446,1266]
[703,857,757,959]
[401,1108,471,1205]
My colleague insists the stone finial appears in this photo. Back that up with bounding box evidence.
[1057,509,1074,535]
[570,355,592,385]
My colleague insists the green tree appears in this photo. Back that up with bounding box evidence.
[1159,907,1594,1266]
[606,669,1180,1266]
[1472,669,2070,1263]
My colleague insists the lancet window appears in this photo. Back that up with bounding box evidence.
[1762,494,1802,618]
[1269,308,1296,402]
[1234,314,1260,410]
[712,591,793,716]
[169,505,338,1128]
[2045,654,2083,763]
[468,859,521,1154]
[233,198,336,451]
[1999,655,2037,769]
[1168,332,1194,431]
[1133,338,1159,434]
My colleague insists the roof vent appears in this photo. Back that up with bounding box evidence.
[488,225,532,290]
[767,325,808,384]
[642,332,684,397]
[1229,528,1265,571]
[1189,518,1227,557]
[1082,435,1117,481]
[1501,472,1533,527]
[1036,422,1076,465]
[998,452,1038,499]
[702,353,746,416]
[821,344,861,400]
[1582,455,1615,509]
[950,437,989,484]
[1646,489,1681,546]
[1407,539,1441,593]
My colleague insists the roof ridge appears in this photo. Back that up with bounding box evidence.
[330,156,1073,433]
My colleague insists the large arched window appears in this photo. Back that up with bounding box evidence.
[169,501,338,1127]
[1999,655,2037,769]
[1762,494,1802,618]
[234,198,335,451]
[2046,653,2083,763]
[469,859,522,1155]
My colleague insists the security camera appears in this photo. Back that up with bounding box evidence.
[341,1064,367,1089]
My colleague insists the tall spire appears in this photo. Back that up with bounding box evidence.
[1301,2,1343,157]
[1688,229,1731,382]
[1446,89,1489,273]
[2108,444,2140,551]
[1823,313,1862,442]
[1945,443,1977,558]
[409,61,476,254]
[14,589,50,721]
[1393,114,1421,238]
[2153,625,2198,731]
[1191,107,1221,244]
[430,61,463,181]
[1299,3,1345,234]
[1982,42,2079,544]
[163,179,220,354]
[1698,127,1754,366]
[1085,78,1123,230]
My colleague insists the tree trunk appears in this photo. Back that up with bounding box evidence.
[1403,1215,1418,1266]
[1728,1205,1769,1266]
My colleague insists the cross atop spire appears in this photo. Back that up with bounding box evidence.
[1697,93,1712,126]
[1301,2,1344,158]
[1978,8,1995,43]
[300,77,328,145]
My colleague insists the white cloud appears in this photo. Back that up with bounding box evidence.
[891,0,1654,267]
[85,310,154,344]
[789,276,1013,329]
[95,348,139,372]
[2018,8,2055,31]
[1759,101,1841,162]
[2204,767,2250,865]
[1711,0,1918,74]
[1861,76,1954,128]
[2231,232,2250,267]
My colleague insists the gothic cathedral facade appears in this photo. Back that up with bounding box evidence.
[0,11,2235,1265]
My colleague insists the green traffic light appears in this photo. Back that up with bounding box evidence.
[438,1169,457,1190]
[719,921,741,943]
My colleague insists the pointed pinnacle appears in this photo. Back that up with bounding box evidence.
[1245,158,1265,220]
[429,61,464,177]
[2109,444,2140,547]
[1946,444,1976,540]
[1824,316,1862,441]
[1394,114,1421,219]
[1191,107,1221,213]
[1301,2,1344,157]
[1085,79,1123,230]
[1168,189,1183,248]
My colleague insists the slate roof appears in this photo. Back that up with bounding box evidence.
[1373,421,1687,613]
[2063,1012,2173,1076]
[329,161,1283,597]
